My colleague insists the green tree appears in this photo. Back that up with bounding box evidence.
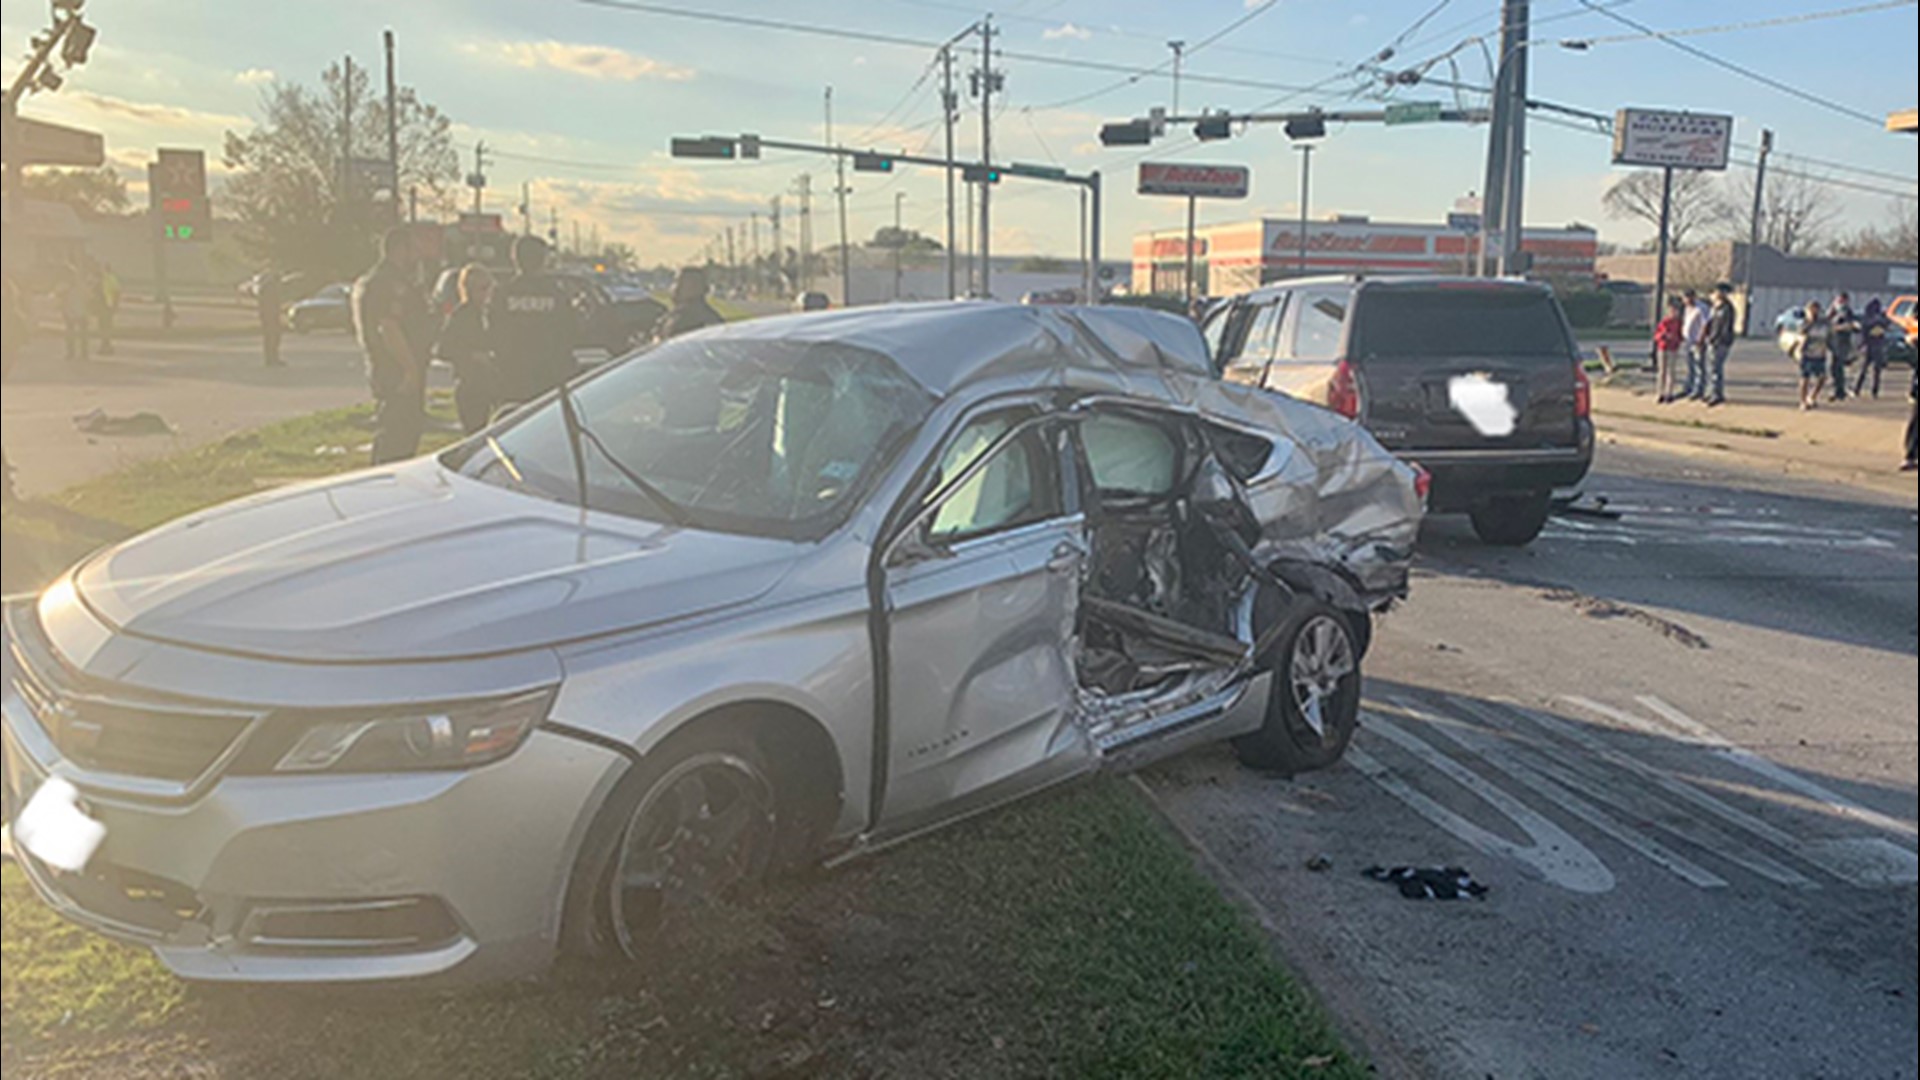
[21,166,128,216]
[222,59,459,279]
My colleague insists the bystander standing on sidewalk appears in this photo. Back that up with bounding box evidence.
[1703,283,1736,406]
[1792,301,1831,410]
[1853,297,1890,400]
[1827,292,1857,403]
[1903,366,1917,472]
[257,266,285,368]
[60,256,92,363]
[1653,296,1685,404]
[93,261,121,357]
[352,227,431,465]
[1682,288,1711,400]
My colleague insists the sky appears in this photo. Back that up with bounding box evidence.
[5,0,1917,265]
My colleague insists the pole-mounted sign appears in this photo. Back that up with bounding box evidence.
[1611,108,1733,171]
[1136,161,1250,199]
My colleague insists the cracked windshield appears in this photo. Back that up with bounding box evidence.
[1,1,1915,1077]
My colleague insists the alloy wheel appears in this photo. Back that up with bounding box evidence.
[1289,614,1356,742]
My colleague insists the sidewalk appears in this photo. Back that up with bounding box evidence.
[1591,377,1915,502]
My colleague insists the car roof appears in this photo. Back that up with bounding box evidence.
[1234,274,1552,301]
[698,301,1212,398]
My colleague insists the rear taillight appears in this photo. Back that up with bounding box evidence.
[1328,358,1360,419]
[1410,463,1432,503]
[1573,363,1592,419]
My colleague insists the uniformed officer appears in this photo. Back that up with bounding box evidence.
[652,266,725,342]
[488,236,581,406]
[352,227,431,465]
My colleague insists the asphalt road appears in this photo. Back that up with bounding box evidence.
[1144,444,1919,1079]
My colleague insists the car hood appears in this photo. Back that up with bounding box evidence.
[70,464,801,663]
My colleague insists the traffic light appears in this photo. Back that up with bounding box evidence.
[149,148,211,243]
[670,136,737,160]
[59,18,95,66]
[1193,114,1233,141]
[739,133,761,159]
[1100,119,1154,146]
[961,164,1001,184]
[1284,114,1327,140]
[852,152,893,173]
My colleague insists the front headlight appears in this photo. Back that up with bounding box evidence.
[244,689,555,775]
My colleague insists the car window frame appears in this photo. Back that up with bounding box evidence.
[1277,285,1351,364]
[917,407,1065,548]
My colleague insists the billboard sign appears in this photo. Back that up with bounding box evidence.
[1612,108,1733,170]
[1,115,104,167]
[1137,162,1250,199]
[150,148,211,242]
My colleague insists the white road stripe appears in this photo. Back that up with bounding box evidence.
[1632,695,1919,841]
[1556,697,1908,887]
[1355,715,1615,894]
[1378,696,1728,889]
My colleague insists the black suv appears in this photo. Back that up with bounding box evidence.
[1202,275,1593,546]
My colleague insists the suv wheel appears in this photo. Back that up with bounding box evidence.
[1470,490,1552,546]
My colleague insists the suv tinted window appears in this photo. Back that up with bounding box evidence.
[1280,288,1348,362]
[1354,287,1574,359]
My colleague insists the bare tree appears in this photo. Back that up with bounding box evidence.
[1725,169,1841,256]
[1832,197,1919,263]
[1602,169,1730,251]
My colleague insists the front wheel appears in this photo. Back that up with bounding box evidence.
[592,729,779,964]
[1469,490,1552,546]
[1232,599,1363,775]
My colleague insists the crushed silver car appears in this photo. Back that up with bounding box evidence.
[2,303,1421,984]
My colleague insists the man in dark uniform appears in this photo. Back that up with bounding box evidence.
[257,266,286,368]
[352,227,431,465]
[487,236,580,406]
[652,266,724,342]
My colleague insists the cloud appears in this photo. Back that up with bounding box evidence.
[60,91,250,133]
[464,40,695,82]
[1041,22,1093,42]
[235,68,276,86]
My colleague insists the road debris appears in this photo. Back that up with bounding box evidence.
[1362,865,1490,900]
[1304,853,1334,872]
[1537,587,1710,649]
[71,408,173,436]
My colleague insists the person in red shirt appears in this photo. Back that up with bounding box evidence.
[1652,296,1685,404]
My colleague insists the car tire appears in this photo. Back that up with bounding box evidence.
[1469,490,1552,546]
[1231,597,1363,776]
[580,725,781,965]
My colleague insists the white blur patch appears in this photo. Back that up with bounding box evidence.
[1448,373,1517,437]
[13,778,106,872]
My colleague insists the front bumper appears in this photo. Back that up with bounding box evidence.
[3,680,628,984]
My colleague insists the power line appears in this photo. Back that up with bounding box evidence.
[571,0,1329,96]
[1571,0,1890,126]
[1557,0,1916,47]
[1020,0,1285,112]
[1532,112,1915,200]
[869,0,1349,68]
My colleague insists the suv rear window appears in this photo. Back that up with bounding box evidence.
[1353,288,1573,359]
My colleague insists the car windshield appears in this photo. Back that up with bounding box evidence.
[448,336,932,539]
[1354,287,1574,360]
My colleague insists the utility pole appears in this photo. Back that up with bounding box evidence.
[1500,0,1530,277]
[1168,40,1186,117]
[469,140,488,214]
[973,17,1001,299]
[1740,128,1773,336]
[1296,144,1314,274]
[383,30,400,221]
[342,55,355,204]
[519,180,531,235]
[794,173,814,292]
[941,44,959,300]
[769,195,784,292]
[749,210,762,294]
[893,191,906,301]
[827,86,852,307]
[1478,0,1530,276]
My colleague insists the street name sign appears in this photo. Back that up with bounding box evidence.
[1384,101,1444,126]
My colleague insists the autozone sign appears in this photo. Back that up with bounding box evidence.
[1137,162,1250,199]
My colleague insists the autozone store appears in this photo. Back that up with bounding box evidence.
[1131,217,1598,296]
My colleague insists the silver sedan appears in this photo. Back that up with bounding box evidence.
[2,303,1421,984]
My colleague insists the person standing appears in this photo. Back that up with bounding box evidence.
[94,261,121,357]
[1703,283,1737,406]
[434,264,499,435]
[1853,297,1890,399]
[1827,291,1857,402]
[257,266,286,368]
[1903,365,1917,472]
[352,227,431,465]
[487,236,580,408]
[60,256,92,363]
[1653,296,1685,404]
[1681,288,1711,401]
[652,266,725,342]
[2,274,27,503]
[1791,301,1830,410]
